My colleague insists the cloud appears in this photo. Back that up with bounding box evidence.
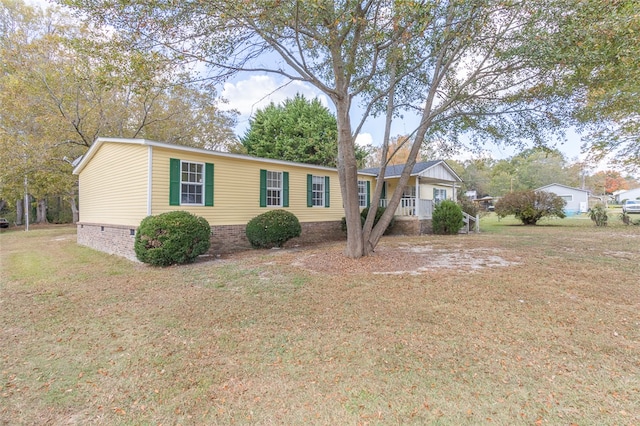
[355,133,373,147]
[220,75,329,117]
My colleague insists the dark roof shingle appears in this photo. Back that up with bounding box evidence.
[359,160,441,177]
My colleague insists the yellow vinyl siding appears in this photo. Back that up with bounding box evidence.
[78,143,148,226]
[420,183,451,200]
[151,147,372,225]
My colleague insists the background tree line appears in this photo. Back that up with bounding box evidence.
[0,0,238,225]
[448,148,639,199]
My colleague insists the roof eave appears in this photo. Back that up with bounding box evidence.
[73,137,373,175]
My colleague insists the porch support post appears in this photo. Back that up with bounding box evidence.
[415,176,420,217]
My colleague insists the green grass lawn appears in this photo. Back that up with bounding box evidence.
[1,219,639,425]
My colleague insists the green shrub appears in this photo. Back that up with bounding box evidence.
[494,190,566,225]
[432,200,464,235]
[457,196,479,217]
[341,206,395,234]
[588,204,608,226]
[135,211,211,266]
[246,209,301,248]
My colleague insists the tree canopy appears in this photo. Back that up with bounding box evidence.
[450,148,640,199]
[548,0,640,171]
[0,0,238,223]
[241,94,368,168]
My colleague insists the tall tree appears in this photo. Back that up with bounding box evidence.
[368,135,422,167]
[65,0,585,257]
[241,94,342,167]
[588,170,629,195]
[450,158,493,198]
[511,148,571,190]
[549,0,640,171]
[0,0,237,223]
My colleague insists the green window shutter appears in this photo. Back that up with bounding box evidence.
[325,176,330,207]
[283,171,289,207]
[307,174,313,207]
[259,169,267,207]
[366,181,371,207]
[433,188,437,200]
[204,163,214,206]
[169,158,180,206]
[381,181,387,200]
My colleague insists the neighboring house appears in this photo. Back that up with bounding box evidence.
[464,190,478,200]
[73,138,461,260]
[536,183,590,216]
[617,187,640,203]
[359,161,463,234]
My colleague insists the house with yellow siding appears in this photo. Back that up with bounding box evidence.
[73,137,461,260]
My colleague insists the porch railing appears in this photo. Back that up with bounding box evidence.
[378,198,434,219]
[461,212,480,233]
[376,199,480,232]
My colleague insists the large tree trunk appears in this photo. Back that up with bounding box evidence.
[69,194,79,223]
[363,56,443,254]
[36,198,48,223]
[334,96,364,258]
[365,137,423,254]
[15,199,23,226]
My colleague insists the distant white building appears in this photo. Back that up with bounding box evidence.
[537,183,590,216]
[617,188,640,203]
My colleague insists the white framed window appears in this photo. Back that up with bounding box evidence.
[267,170,282,207]
[433,188,447,203]
[312,175,325,207]
[181,161,204,205]
[560,195,573,202]
[358,180,368,207]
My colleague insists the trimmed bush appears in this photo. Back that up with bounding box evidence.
[246,209,301,248]
[432,200,464,235]
[341,206,395,234]
[494,190,566,225]
[135,211,211,266]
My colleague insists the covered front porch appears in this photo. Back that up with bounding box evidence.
[376,169,459,220]
[360,160,474,234]
[379,197,434,219]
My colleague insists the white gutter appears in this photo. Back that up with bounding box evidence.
[73,137,363,176]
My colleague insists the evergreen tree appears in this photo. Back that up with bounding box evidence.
[242,94,350,167]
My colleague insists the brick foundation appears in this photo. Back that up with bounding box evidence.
[387,217,432,236]
[77,220,346,261]
[77,223,138,261]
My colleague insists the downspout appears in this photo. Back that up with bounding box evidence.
[147,145,153,216]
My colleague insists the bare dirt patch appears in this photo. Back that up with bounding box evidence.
[286,239,520,275]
